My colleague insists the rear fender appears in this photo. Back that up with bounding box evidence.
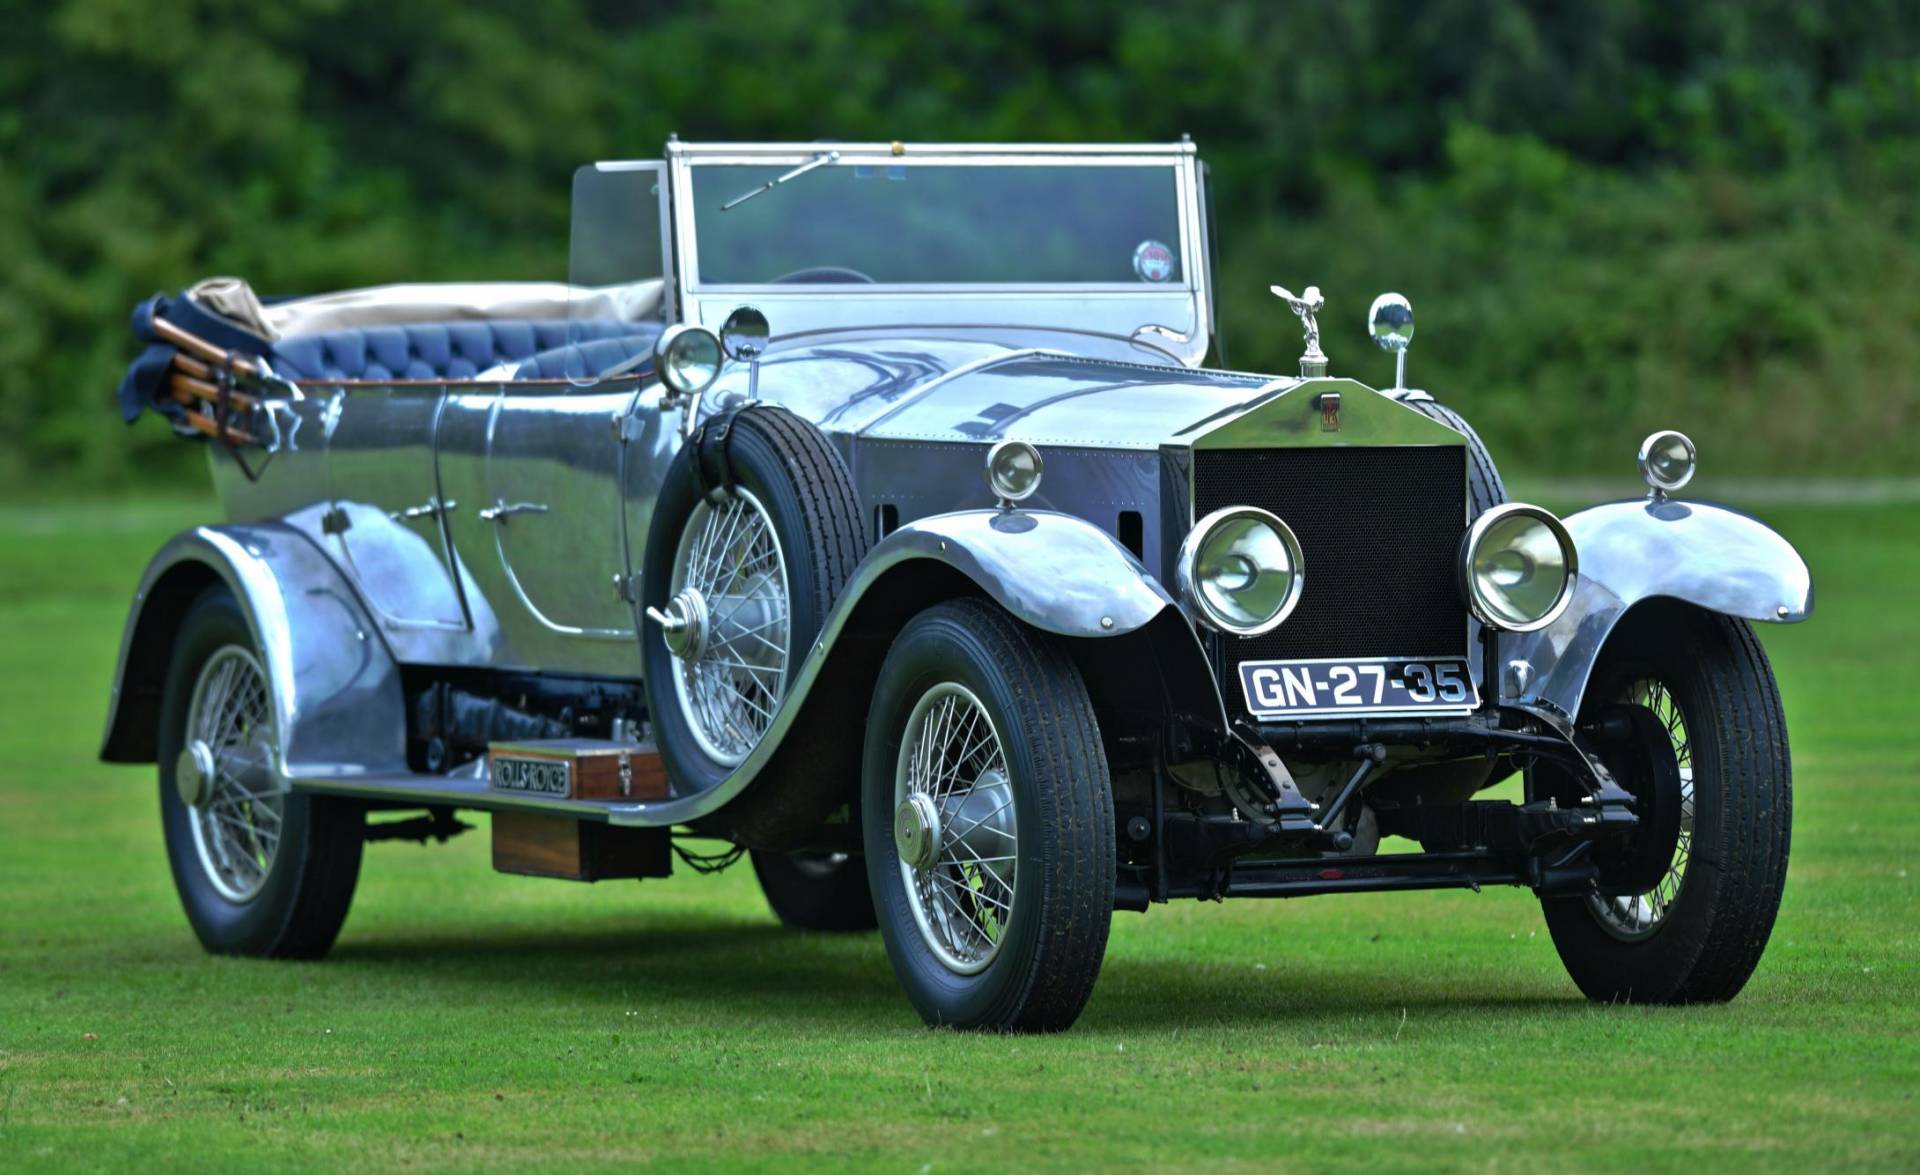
[100,524,407,779]
[1506,498,1812,719]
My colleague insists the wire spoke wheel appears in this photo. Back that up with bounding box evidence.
[666,488,791,766]
[1588,677,1694,940]
[893,682,1019,975]
[183,646,283,902]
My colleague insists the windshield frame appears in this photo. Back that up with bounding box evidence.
[660,140,1215,365]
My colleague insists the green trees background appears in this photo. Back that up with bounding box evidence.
[3,0,1915,487]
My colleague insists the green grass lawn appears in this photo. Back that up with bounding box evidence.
[1,495,1915,1170]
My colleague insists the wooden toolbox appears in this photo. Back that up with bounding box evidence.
[486,738,670,802]
[487,739,674,881]
[491,812,672,881]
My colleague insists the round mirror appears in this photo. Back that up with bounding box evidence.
[1368,293,1415,352]
[719,305,771,361]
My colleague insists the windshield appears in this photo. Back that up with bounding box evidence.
[689,162,1185,286]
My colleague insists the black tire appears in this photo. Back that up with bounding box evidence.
[751,850,878,931]
[1538,601,1791,1003]
[640,406,866,803]
[861,599,1114,1032]
[1396,397,1508,800]
[158,585,364,958]
[1405,398,1506,519]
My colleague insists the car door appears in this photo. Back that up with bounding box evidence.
[322,384,468,629]
[478,160,673,645]
[480,384,641,639]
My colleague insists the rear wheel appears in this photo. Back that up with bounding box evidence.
[751,850,877,932]
[159,585,363,958]
[1538,603,1791,1003]
[862,599,1113,1032]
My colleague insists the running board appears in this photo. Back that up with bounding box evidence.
[291,738,681,827]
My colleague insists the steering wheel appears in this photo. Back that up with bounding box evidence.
[769,266,877,285]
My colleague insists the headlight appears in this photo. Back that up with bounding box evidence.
[654,324,723,397]
[984,440,1044,503]
[1459,503,1577,633]
[1178,506,1305,636]
[1638,429,1696,493]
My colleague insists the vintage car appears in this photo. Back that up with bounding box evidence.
[105,140,1811,1031]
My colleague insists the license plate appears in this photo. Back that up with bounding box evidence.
[1238,656,1480,719]
[490,755,572,797]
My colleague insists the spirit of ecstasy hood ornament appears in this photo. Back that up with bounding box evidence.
[1270,284,1327,378]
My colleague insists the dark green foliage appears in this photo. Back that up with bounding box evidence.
[3,0,1915,485]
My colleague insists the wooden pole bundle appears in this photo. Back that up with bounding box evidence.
[150,317,259,445]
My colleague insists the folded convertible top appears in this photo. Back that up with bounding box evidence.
[117,278,667,436]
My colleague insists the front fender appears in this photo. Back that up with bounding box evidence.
[631,508,1223,828]
[100,524,407,780]
[856,508,1176,638]
[1507,498,1812,719]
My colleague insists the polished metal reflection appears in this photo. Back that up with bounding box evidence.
[1459,503,1577,633]
[894,681,1018,975]
[105,139,1814,848]
[984,439,1044,503]
[184,644,283,902]
[719,305,771,360]
[1638,430,1697,495]
[654,323,723,398]
[1270,284,1327,377]
[1177,505,1304,636]
[1505,498,1813,719]
[1368,292,1414,391]
[662,487,791,767]
[276,507,1210,828]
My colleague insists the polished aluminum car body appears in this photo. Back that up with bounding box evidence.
[102,139,1812,845]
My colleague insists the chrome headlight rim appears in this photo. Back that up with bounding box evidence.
[653,323,723,398]
[1637,429,1697,493]
[1177,505,1306,637]
[984,439,1044,503]
[1458,502,1579,634]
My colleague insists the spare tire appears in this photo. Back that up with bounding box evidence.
[1380,396,1511,802]
[639,405,867,810]
[1405,397,1506,519]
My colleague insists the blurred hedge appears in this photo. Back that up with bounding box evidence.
[3,0,1915,487]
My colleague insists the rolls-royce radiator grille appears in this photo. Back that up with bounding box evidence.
[1190,446,1469,710]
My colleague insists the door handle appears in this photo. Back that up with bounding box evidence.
[390,497,455,522]
[479,500,550,523]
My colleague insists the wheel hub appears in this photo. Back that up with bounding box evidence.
[660,488,792,768]
[895,792,941,871]
[182,645,284,903]
[943,768,1015,864]
[651,588,710,661]
[1594,702,1685,896]
[175,738,217,808]
[1586,683,1695,941]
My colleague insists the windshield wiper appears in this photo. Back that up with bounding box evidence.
[719,150,841,212]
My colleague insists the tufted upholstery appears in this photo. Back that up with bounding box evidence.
[509,333,658,381]
[268,319,660,382]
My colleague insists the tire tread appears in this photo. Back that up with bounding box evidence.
[1540,603,1791,1004]
[1405,399,1507,516]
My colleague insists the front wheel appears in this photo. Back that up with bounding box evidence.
[1538,602,1792,1003]
[862,599,1114,1032]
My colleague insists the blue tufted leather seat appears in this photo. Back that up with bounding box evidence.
[268,319,661,382]
[510,332,659,381]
